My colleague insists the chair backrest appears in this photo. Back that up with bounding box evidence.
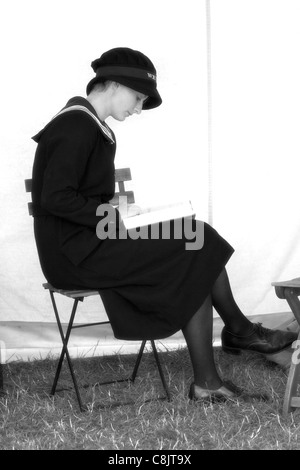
[24,179,33,216]
[110,168,135,205]
[25,167,135,216]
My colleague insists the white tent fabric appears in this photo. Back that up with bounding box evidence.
[1,0,299,361]
[211,0,300,315]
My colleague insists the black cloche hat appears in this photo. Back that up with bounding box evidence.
[86,47,162,110]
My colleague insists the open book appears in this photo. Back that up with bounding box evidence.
[121,200,195,230]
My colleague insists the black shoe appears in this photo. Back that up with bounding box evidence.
[222,322,297,355]
[188,381,242,404]
[188,380,269,404]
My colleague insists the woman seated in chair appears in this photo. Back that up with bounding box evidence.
[31,47,297,403]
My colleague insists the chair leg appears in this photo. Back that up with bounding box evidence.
[151,340,171,401]
[284,288,300,326]
[281,288,300,416]
[47,290,171,410]
[283,329,300,417]
[130,340,171,401]
[0,363,4,396]
[88,341,147,391]
[130,340,147,382]
[49,291,86,412]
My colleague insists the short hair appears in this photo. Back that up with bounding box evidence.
[87,80,116,95]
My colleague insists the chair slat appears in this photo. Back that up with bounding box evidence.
[65,291,99,299]
[43,283,98,298]
[28,202,33,216]
[26,170,135,214]
[272,278,300,288]
[115,168,131,182]
[26,170,131,194]
[25,179,32,192]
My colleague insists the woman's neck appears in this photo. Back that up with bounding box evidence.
[86,91,111,121]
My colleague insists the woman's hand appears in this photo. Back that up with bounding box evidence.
[117,203,142,219]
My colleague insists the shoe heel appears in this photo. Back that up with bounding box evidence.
[188,383,195,401]
[222,346,241,355]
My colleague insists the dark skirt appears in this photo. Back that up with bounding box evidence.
[34,218,234,340]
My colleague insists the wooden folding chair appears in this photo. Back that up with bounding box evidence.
[272,278,300,416]
[25,168,171,411]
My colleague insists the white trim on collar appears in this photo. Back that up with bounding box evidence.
[52,104,115,144]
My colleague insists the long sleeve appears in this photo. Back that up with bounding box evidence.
[32,100,118,266]
[40,112,115,228]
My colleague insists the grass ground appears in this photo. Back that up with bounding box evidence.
[0,346,300,450]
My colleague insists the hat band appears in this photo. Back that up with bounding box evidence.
[95,65,157,83]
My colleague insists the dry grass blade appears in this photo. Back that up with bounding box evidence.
[0,347,300,450]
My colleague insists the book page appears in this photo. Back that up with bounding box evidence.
[122,200,195,229]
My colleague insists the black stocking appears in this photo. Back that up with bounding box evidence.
[182,295,223,389]
[211,268,253,335]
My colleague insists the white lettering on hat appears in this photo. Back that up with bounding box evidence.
[147,73,156,81]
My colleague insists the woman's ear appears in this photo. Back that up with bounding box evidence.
[109,81,120,97]
[111,81,120,90]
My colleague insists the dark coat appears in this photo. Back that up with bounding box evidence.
[32,96,234,340]
[32,96,117,266]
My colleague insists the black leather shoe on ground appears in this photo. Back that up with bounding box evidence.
[221,322,297,355]
[188,381,242,404]
[188,380,269,404]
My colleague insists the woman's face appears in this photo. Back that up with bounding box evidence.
[111,85,148,121]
